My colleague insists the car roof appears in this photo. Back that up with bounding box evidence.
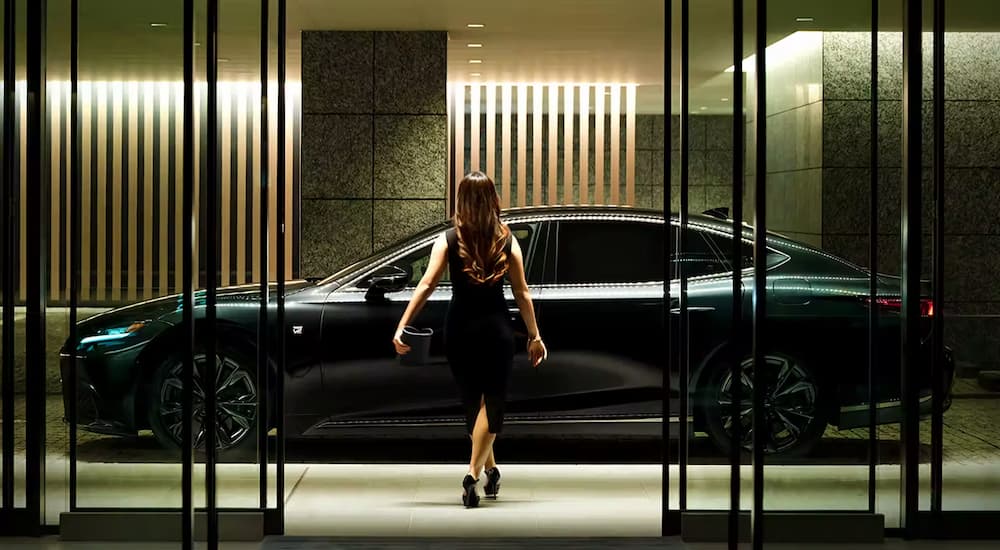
[501,205,735,231]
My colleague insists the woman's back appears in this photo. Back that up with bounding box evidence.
[445,227,510,318]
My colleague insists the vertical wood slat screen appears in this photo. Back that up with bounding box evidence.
[449,83,638,209]
[3,81,300,305]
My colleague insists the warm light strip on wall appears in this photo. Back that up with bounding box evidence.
[625,84,637,206]
[236,84,248,285]
[501,84,512,209]
[547,84,558,204]
[532,87,543,206]
[142,82,154,297]
[126,82,139,302]
[579,84,589,205]
[516,84,528,207]
[594,84,605,204]
[485,84,496,181]
[96,81,108,301]
[81,83,92,301]
[563,84,574,205]
[221,82,233,288]
[49,84,62,300]
[157,82,169,295]
[610,85,621,204]
[111,82,123,301]
[470,84,480,170]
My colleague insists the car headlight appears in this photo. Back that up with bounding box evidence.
[79,321,147,345]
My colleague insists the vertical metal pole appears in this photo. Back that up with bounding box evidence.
[729,1,744,547]
[276,0,287,530]
[69,0,80,512]
[868,0,880,515]
[258,0,271,511]
[900,0,923,538]
[931,0,945,516]
[206,0,220,546]
[751,0,766,547]
[1,0,17,513]
[25,0,48,532]
[182,0,196,547]
[661,0,672,536]
[678,0,690,512]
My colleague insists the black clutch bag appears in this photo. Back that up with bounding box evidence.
[399,325,433,366]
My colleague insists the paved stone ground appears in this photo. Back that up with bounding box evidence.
[2,392,998,466]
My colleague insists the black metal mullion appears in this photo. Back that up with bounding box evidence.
[2,0,17,513]
[661,0,672,538]
[868,0,880,515]
[900,0,923,538]
[751,0,766,547]
[206,0,220,546]
[69,0,80,512]
[258,0,271,512]
[931,0,945,516]
[182,0,196,547]
[678,0,690,513]
[25,0,48,533]
[276,0,287,529]
[729,1,744,547]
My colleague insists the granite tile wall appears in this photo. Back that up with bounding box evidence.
[301,31,447,277]
[822,32,1000,370]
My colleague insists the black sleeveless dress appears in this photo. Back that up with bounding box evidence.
[444,228,515,435]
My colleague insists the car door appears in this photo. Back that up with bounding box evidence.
[315,221,545,431]
[516,217,666,422]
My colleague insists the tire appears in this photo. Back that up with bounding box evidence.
[146,339,262,462]
[699,352,828,458]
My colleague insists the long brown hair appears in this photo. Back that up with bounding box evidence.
[454,171,510,285]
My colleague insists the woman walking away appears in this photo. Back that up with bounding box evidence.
[393,171,547,508]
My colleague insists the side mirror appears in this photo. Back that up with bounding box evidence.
[362,265,410,301]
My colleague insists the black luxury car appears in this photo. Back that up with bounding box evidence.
[61,206,954,458]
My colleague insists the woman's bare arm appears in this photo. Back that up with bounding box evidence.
[508,234,547,365]
[393,233,448,353]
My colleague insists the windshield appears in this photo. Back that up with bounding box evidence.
[316,221,452,286]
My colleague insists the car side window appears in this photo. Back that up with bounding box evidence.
[385,222,538,288]
[555,220,664,284]
[669,226,745,279]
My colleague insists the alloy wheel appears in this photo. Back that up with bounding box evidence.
[158,352,258,451]
[716,355,819,454]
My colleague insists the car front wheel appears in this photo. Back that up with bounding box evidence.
[701,352,828,457]
[147,341,261,461]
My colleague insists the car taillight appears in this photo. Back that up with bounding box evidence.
[863,297,934,317]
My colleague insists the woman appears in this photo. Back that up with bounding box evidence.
[392,171,547,508]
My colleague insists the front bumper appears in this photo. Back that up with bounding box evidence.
[59,352,135,436]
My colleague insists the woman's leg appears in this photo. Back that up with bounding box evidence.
[468,397,496,478]
[485,445,496,470]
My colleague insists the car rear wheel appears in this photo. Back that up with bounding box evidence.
[700,352,828,457]
[147,341,261,461]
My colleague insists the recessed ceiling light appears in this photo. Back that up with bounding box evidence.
[150,22,168,28]
[468,43,483,48]
[699,106,708,111]
[469,59,482,64]
[796,16,814,22]
[721,97,729,102]
[467,23,485,28]
[605,91,611,95]
[218,57,230,63]
[470,72,481,77]
[194,42,201,47]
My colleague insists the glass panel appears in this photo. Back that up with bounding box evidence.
[556,220,664,283]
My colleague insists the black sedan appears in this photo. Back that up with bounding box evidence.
[60,205,954,458]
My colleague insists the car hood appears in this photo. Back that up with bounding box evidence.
[79,280,315,331]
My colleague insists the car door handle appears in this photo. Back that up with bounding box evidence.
[670,306,716,314]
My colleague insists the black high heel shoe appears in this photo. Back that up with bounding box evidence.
[462,474,481,508]
[484,467,501,499]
